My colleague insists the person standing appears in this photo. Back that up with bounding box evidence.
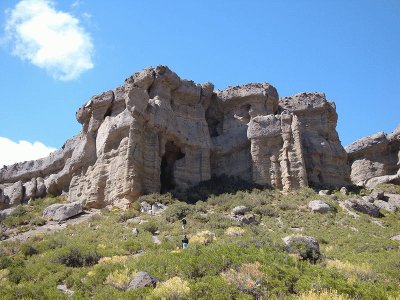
[182,235,189,249]
[181,218,187,230]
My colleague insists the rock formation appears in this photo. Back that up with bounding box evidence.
[0,66,353,208]
[346,125,400,188]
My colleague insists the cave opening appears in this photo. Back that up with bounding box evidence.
[160,141,185,193]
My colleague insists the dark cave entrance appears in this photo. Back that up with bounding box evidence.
[160,141,185,193]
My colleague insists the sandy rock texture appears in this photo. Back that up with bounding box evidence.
[346,125,400,188]
[0,66,353,208]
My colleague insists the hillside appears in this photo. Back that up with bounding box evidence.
[1,183,399,299]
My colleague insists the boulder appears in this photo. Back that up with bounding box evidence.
[140,201,152,214]
[340,187,348,195]
[56,284,74,296]
[282,235,321,261]
[390,235,400,241]
[308,200,330,213]
[343,198,381,218]
[23,178,37,202]
[318,190,330,196]
[140,201,167,215]
[361,196,375,203]
[346,126,400,187]
[232,213,257,225]
[43,202,83,222]
[386,193,400,209]
[0,187,9,209]
[0,207,15,220]
[339,201,360,219]
[127,272,159,290]
[151,202,167,215]
[231,205,249,216]
[132,228,139,236]
[4,181,23,205]
[370,190,385,200]
[374,200,397,212]
[36,177,46,198]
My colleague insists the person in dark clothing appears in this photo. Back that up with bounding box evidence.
[181,218,187,230]
[182,235,189,249]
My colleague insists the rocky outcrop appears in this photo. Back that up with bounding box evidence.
[346,126,400,187]
[282,235,321,261]
[308,200,330,213]
[342,198,381,218]
[0,66,351,208]
[127,272,159,290]
[42,202,83,222]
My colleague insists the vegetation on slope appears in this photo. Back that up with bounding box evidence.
[0,185,399,299]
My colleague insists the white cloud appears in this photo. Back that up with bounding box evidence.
[4,0,94,81]
[0,137,56,167]
[71,1,83,9]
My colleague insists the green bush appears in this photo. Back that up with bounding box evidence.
[189,275,245,299]
[252,205,278,217]
[141,221,159,234]
[124,240,143,254]
[118,210,139,222]
[164,202,193,222]
[30,216,47,226]
[0,256,12,269]
[57,246,101,267]
[20,244,38,257]
[138,193,176,205]
[174,175,263,203]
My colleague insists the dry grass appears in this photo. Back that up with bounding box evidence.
[104,268,132,290]
[225,226,245,236]
[98,255,129,265]
[222,261,264,296]
[190,230,216,245]
[297,289,352,300]
[151,276,190,300]
[326,259,376,281]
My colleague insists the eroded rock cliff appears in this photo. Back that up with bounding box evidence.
[346,125,400,188]
[0,66,351,208]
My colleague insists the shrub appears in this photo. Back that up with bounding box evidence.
[297,289,351,300]
[57,247,101,267]
[12,205,29,217]
[20,244,38,257]
[189,275,244,299]
[252,205,278,217]
[138,193,175,205]
[225,226,245,236]
[222,261,264,298]
[289,240,321,263]
[174,175,263,203]
[0,256,12,269]
[124,241,143,254]
[164,202,193,222]
[3,206,31,227]
[278,203,298,211]
[151,276,190,300]
[98,255,129,265]
[141,221,159,234]
[190,231,215,245]
[105,268,132,290]
[325,260,376,281]
[29,217,46,226]
[118,210,139,222]
[192,212,209,223]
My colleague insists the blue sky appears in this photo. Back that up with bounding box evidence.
[0,0,399,166]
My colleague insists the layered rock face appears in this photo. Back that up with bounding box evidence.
[0,66,351,208]
[346,126,400,187]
